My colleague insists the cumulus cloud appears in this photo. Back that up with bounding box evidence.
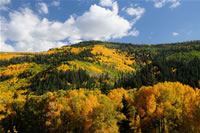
[0,33,15,52]
[100,0,118,15]
[154,0,181,8]
[126,7,145,16]
[125,6,145,25]
[0,17,14,52]
[0,8,66,52]
[73,4,130,40]
[172,32,179,36]
[51,1,60,7]
[0,0,143,52]
[128,29,140,37]
[99,0,114,7]
[0,0,10,10]
[38,2,48,14]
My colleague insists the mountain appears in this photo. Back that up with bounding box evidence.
[1,40,200,94]
[0,40,200,133]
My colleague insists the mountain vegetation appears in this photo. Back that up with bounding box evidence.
[0,40,200,133]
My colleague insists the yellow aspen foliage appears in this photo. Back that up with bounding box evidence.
[157,107,164,117]
[134,115,142,133]
[60,89,100,132]
[63,60,103,74]
[8,77,18,84]
[146,95,156,115]
[82,94,99,116]
[68,61,85,70]
[108,88,127,109]
[57,64,70,71]
[91,45,136,72]
[88,66,102,73]
[1,81,198,133]
[52,89,125,133]
[0,52,33,60]
[0,89,26,126]
[45,92,64,132]
[181,88,200,132]
[131,82,200,133]
[44,46,89,55]
[44,47,69,54]
[0,63,32,76]
[71,47,87,54]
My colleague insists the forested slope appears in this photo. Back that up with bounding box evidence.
[0,40,200,132]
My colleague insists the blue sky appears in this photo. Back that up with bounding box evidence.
[0,0,200,52]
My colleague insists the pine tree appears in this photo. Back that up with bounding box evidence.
[118,95,133,133]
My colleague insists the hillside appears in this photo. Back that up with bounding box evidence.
[0,40,200,133]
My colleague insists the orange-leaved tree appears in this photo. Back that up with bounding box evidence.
[130,82,200,133]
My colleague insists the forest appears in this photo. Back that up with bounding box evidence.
[0,40,200,133]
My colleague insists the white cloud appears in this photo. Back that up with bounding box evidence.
[170,1,181,8]
[128,29,140,37]
[154,0,181,8]
[125,6,145,25]
[0,33,15,52]
[0,8,65,52]
[154,0,165,8]
[38,2,48,14]
[51,1,60,7]
[100,0,118,14]
[0,17,14,52]
[73,4,129,40]
[172,32,179,36]
[0,0,10,10]
[126,7,145,17]
[0,41,15,52]
[0,1,143,52]
[99,0,114,7]
[0,0,10,5]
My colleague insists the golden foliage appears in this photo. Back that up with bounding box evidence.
[0,90,26,120]
[57,64,70,71]
[0,63,32,76]
[57,60,103,74]
[44,46,89,55]
[132,82,200,132]
[71,47,87,54]
[88,65,102,73]
[108,88,127,109]
[91,45,136,72]
[42,89,125,133]
[0,52,33,60]
[0,82,199,132]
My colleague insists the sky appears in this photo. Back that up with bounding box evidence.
[0,0,200,52]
